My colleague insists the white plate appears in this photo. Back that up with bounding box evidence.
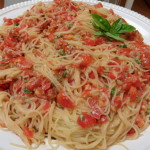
[0,1,150,150]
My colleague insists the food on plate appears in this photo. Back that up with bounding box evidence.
[0,0,150,149]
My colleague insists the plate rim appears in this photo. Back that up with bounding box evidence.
[0,0,150,26]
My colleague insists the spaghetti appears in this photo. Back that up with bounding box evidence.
[0,0,150,149]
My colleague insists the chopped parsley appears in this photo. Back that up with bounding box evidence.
[14,23,19,26]
[111,87,116,98]
[24,87,33,94]
[56,35,62,39]
[58,49,66,56]
[135,58,141,64]
[62,72,68,78]
[146,108,150,115]
[117,44,127,48]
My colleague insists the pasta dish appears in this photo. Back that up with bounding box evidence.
[0,0,150,149]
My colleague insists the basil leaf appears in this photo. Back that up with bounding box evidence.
[92,22,100,29]
[110,18,122,34]
[105,32,125,42]
[118,24,136,33]
[95,31,104,36]
[92,14,111,31]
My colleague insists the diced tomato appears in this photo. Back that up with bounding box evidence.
[127,128,135,136]
[48,33,55,42]
[91,107,101,119]
[108,72,117,79]
[140,52,150,69]
[109,9,114,15]
[89,71,95,79]
[57,91,75,109]
[94,3,103,8]
[23,126,34,139]
[77,113,96,128]
[65,15,73,21]
[13,57,33,70]
[140,101,147,113]
[42,101,51,110]
[118,48,133,57]
[41,79,51,91]
[82,84,92,98]
[3,17,13,25]
[112,96,123,109]
[108,58,122,65]
[4,36,16,47]
[27,78,42,90]
[79,54,93,68]
[85,39,95,46]
[97,115,108,125]
[97,66,104,75]
[88,96,98,108]
[95,38,106,45]
[63,34,73,40]
[129,86,137,101]
[34,88,46,99]
[135,114,144,128]
[128,31,143,42]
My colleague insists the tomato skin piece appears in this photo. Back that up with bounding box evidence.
[57,91,75,109]
[140,52,150,69]
[97,115,108,125]
[127,128,135,136]
[135,114,144,128]
[23,126,34,139]
[97,66,104,75]
[79,54,93,68]
[77,113,96,128]
[88,96,98,108]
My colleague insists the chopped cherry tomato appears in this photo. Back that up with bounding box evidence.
[127,128,135,136]
[27,78,42,90]
[88,96,98,108]
[97,115,108,125]
[57,91,75,109]
[140,52,150,69]
[89,71,95,79]
[85,39,95,46]
[135,114,144,128]
[79,54,93,68]
[3,17,13,25]
[13,57,33,70]
[108,72,117,79]
[94,3,103,8]
[118,48,133,57]
[108,58,122,65]
[91,107,101,119]
[77,113,96,128]
[97,66,104,75]
[129,86,137,101]
[41,79,51,91]
[112,96,123,109]
[95,38,106,45]
[23,126,34,139]
[48,33,55,42]
[42,101,51,110]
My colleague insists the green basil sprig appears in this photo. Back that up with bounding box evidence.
[92,14,136,41]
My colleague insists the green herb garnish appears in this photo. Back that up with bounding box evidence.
[24,87,33,94]
[14,23,19,26]
[136,97,141,101]
[67,23,73,28]
[24,79,28,83]
[111,87,116,98]
[80,115,85,121]
[135,58,141,64]
[146,108,150,115]
[117,44,128,48]
[58,49,66,56]
[92,14,136,41]
[62,72,68,78]
[56,35,62,39]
